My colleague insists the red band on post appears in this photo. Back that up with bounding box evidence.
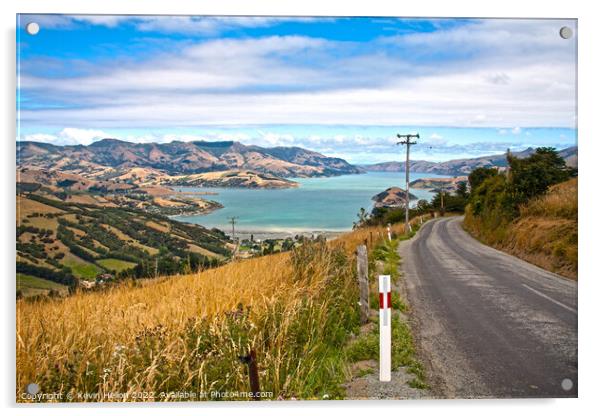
[379,292,392,309]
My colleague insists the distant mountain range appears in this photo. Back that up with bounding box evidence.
[362,146,578,176]
[18,140,577,180]
[17,139,363,178]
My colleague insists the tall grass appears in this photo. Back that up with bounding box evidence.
[464,178,577,279]
[17,216,431,401]
[17,232,370,401]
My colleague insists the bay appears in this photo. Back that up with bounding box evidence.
[172,172,451,236]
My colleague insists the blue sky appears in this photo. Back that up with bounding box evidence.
[17,15,577,163]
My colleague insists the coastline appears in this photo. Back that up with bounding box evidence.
[226,229,347,241]
[168,172,450,236]
[166,201,223,218]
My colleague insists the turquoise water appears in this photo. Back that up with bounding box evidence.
[172,172,450,233]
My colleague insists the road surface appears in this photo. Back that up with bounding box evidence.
[401,217,577,398]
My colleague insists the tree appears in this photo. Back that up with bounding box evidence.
[506,147,576,205]
[468,147,575,222]
[415,199,430,214]
[468,167,499,191]
[456,181,469,200]
[353,207,370,229]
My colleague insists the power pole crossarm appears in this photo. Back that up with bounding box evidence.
[396,133,419,234]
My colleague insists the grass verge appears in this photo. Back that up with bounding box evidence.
[346,223,428,390]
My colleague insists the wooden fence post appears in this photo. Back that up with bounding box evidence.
[239,349,261,400]
[248,350,260,400]
[356,244,370,324]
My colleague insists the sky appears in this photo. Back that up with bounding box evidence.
[17,15,577,163]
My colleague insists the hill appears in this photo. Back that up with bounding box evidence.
[409,176,468,192]
[17,139,363,178]
[16,191,232,297]
[16,218,424,401]
[372,187,417,208]
[17,167,223,216]
[164,170,299,189]
[363,146,577,176]
[464,178,577,279]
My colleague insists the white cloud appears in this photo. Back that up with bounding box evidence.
[73,15,131,28]
[58,128,110,145]
[135,16,285,35]
[512,127,522,135]
[20,19,576,130]
[257,131,295,147]
[23,128,111,145]
[22,15,327,35]
[426,133,447,146]
[22,133,60,143]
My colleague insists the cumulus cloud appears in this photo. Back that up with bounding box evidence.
[134,16,290,35]
[257,131,295,147]
[19,18,577,135]
[23,128,111,145]
[22,133,60,143]
[20,15,325,35]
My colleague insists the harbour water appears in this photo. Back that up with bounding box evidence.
[172,171,451,237]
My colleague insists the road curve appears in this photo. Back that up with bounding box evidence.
[401,216,577,398]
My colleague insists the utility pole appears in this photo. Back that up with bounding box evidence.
[228,216,238,242]
[396,133,419,234]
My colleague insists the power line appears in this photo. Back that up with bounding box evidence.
[396,133,419,234]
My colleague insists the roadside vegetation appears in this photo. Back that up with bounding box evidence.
[355,180,469,230]
[464,148,577,279]
[345,226,428,391]
[17,222,422,401]
[17,146,575,401]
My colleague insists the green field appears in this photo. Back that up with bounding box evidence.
[16,193,230,295]
[96,258,137,272]
[62,257,103,280]
[17,273,67,297]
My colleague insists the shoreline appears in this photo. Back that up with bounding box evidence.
[230,229,347,241]
[166,201,224,218]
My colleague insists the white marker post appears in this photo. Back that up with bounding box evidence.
[379,274,391,382]
[387,224,392,241]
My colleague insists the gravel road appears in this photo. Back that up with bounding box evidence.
[400,217,577,398]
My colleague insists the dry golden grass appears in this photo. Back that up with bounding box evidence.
[16,196,63,225]
[520,178,577,220]
[465,178,577,279]
[16,210,431,402]
[145,221,170,233]
[334,219,420,254]
[17,229,368,401]
[22,215,59,231]
[17,252,289,398]
[187,243,224,260]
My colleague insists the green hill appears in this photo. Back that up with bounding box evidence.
[17,192,231,297]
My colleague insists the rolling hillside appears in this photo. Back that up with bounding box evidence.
[17,139,363,178]
[16,220,416,401]
[363,146,577,176]
[16,192,231,297]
